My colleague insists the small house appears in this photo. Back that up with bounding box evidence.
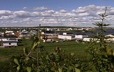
[0,38,18,47]
[58,32,75,40]
[83,38,99,43]
[2,41,18,47]
[41,30,58,42]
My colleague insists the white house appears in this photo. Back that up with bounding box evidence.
[58,32,75,40]
[58,35,75,40]
[105,34,114,38]
[105,38,114,42]
[75,35,83,40]
[5,30,14,34]
[83,38,91,42]
[19,29,30,39]
[0,38,18,47]
[42,34,58,42]
[75,34,88,42]
[83,38,99,42]
[41,31,58,42]
[2,41,18,47]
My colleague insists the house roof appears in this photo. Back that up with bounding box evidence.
[2,41,18,43]
[44,31,55,34]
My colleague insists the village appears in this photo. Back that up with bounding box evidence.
[0,27,114,48]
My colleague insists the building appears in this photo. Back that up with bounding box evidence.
[58,32,75,40]
[0,38,18,47]
[83,38,99,43]
[41,31,58,42]
[19,29,30,39]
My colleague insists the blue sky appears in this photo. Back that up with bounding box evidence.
[0,0,113,10]
[0,0,114,27]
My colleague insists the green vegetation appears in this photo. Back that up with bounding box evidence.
[0,40,88,62]
[0,39,114,72]
[1,40,114,63]
[86,7,114,72]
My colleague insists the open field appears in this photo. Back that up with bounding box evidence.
[0,39,114,61]
[0,40,88,62]
[0,39,114,70]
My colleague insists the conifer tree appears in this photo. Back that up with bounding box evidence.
[87,7,114,72]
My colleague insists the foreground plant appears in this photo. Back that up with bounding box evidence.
[87,7,114,72]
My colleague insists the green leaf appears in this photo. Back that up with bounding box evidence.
[26,67,32,72]
[23,47,28,56]
[75,68,80,72]
[14,58,19,65]
[32,42,40,50]
[17,66,20,71]
[25,56,30,61]
[58,68,62,72]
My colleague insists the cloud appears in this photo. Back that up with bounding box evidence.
[14,11,31,18]
[33,7,48,11]
[108,9,114,15]
[59,9,67,13]
[32,12,41,16]
[78,12,89,16]
[0,16,11,19]
[0,10,12,16]
[23,7,27,10]
[0,5,114,27]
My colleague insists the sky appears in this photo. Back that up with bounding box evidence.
[0,0,114,27]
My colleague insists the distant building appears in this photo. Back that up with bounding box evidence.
[75,34,88,41]
[41,31,58,42]
[58,32,75,40]
[30,30,37,36]
[83,38,99,43]
[105,34,114,42]
[19,29,30,39]
[0,38,18,47]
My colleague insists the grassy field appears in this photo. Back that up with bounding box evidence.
[0,40,88,62]
[0,40,114,70]
[0,39,114,70]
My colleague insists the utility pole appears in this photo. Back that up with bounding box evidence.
[37,24,41,72]
[38,24,41,39]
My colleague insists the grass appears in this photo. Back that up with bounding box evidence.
[0,39,114,62]
[0,40,88,62]
[0,39,114,70]
[42,41,88,54]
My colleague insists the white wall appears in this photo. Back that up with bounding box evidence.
[63,33,67,35]
[75,35,83,39]
[11,43,17,46]
[106,38,114,42]
[0,38,18,41]
[58,35,72,40]
[83,38,91,42]
[83,38,99,42]
[3,43,17,47]
[3,43,9,46]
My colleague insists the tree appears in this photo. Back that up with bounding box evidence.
[87,7,114,72]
